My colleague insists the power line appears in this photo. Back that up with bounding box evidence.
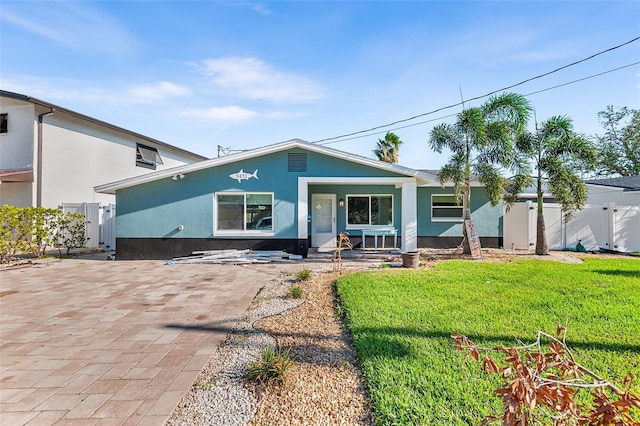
[311,36,640,144]
[317,61,640,146]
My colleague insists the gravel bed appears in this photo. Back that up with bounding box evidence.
[166,272,304,426]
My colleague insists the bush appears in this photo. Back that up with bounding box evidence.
[0,205,89,262]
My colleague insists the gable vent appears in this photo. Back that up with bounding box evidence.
[288,153,307,172]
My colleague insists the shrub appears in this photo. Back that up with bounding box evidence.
[295,268,311,282]
[287,285,303,299]
[0,205,89,262]
[245,346,292,386]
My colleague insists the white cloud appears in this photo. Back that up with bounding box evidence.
[0,75,190,105]
[0,2,140,55]
[128,82,191,103]
[198,57,325,104]
[178,106,257,122]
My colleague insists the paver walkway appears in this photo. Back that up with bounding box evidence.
[0,257,289,425]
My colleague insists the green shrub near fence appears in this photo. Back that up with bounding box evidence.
[0,205,89,263]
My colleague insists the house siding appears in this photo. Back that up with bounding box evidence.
[112,144,505,259]
[115,148,414,258]
[417,186,503,246]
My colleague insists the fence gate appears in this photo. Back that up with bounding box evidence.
[102,204,116,252]
[504,202,640,253]
[60,202,100,248]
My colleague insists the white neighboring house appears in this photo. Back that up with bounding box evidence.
[585,176,640,206]
[0,90,207,208]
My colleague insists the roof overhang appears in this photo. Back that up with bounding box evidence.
[0,168,34,182]
[95,139,438,194]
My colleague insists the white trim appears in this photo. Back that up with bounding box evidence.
[96,139,436,194]
[213,191,275,236]
[298,176,418,252]
[401,180,417,252]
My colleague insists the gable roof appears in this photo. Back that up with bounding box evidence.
[586,176,640,191]
[95,138,438,194]
[1,90,207,161]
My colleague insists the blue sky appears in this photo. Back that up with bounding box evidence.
[1,1,638,169]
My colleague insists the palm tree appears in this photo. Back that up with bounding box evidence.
[505,115,596,255]
[428,92,531,254]
[373,132,403,163]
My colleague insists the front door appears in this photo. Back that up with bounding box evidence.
[311,194,336,250]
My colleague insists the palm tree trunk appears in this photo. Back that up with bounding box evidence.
[461,182,472,254]
[535,176,549,255]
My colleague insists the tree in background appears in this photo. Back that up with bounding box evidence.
[505,115,596,255]
[373,132,403,163]
[593,106,640,177]
[429,92,531,254]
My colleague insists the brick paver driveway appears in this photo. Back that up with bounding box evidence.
[0,257,283,425]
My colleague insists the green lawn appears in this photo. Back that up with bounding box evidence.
[335,258,640,425]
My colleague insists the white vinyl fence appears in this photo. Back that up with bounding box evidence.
[60,202,116,251]
[60,202,100,248]
[504,201,640,253]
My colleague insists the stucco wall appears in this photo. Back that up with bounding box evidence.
[0,98,35,170]
[417,186,502,237]
[587,185,640,207]
[116,148,410,239]
[38,110,202,208]
[0,182,33,207]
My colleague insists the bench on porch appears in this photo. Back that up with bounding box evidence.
[361,227,398,251]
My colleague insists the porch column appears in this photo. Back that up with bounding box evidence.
[401,180,418,252]
[297,178,309,240]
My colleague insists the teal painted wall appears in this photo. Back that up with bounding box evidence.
[417,186,502,237]
[309,184,403,236]
[116,147,503,239]
[116,148,408,238]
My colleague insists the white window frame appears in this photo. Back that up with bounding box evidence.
[431,194,463,222]
[214,192,275,236]
[345,194,394,229]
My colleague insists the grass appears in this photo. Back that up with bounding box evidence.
[335,258,640,425]
[295,268,312,282]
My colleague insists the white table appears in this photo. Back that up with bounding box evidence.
[361,228,398,251]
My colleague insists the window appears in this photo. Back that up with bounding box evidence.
[288,153,307,172]
[431,194,463,221]
[346,195,393,227]
[0,113,7,134]
[136,143,163,169]
[216,192,274,234]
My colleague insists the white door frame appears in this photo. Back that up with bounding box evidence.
[298,177,418,252]
[311,193,336,249]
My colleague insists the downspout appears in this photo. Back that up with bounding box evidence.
[36,108,55,207]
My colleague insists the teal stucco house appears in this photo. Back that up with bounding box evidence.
[96,139,503,259]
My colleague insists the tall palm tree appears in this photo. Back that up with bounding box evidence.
[428,92,531,253]
[373,132,403,163]
[505,115,596,255]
